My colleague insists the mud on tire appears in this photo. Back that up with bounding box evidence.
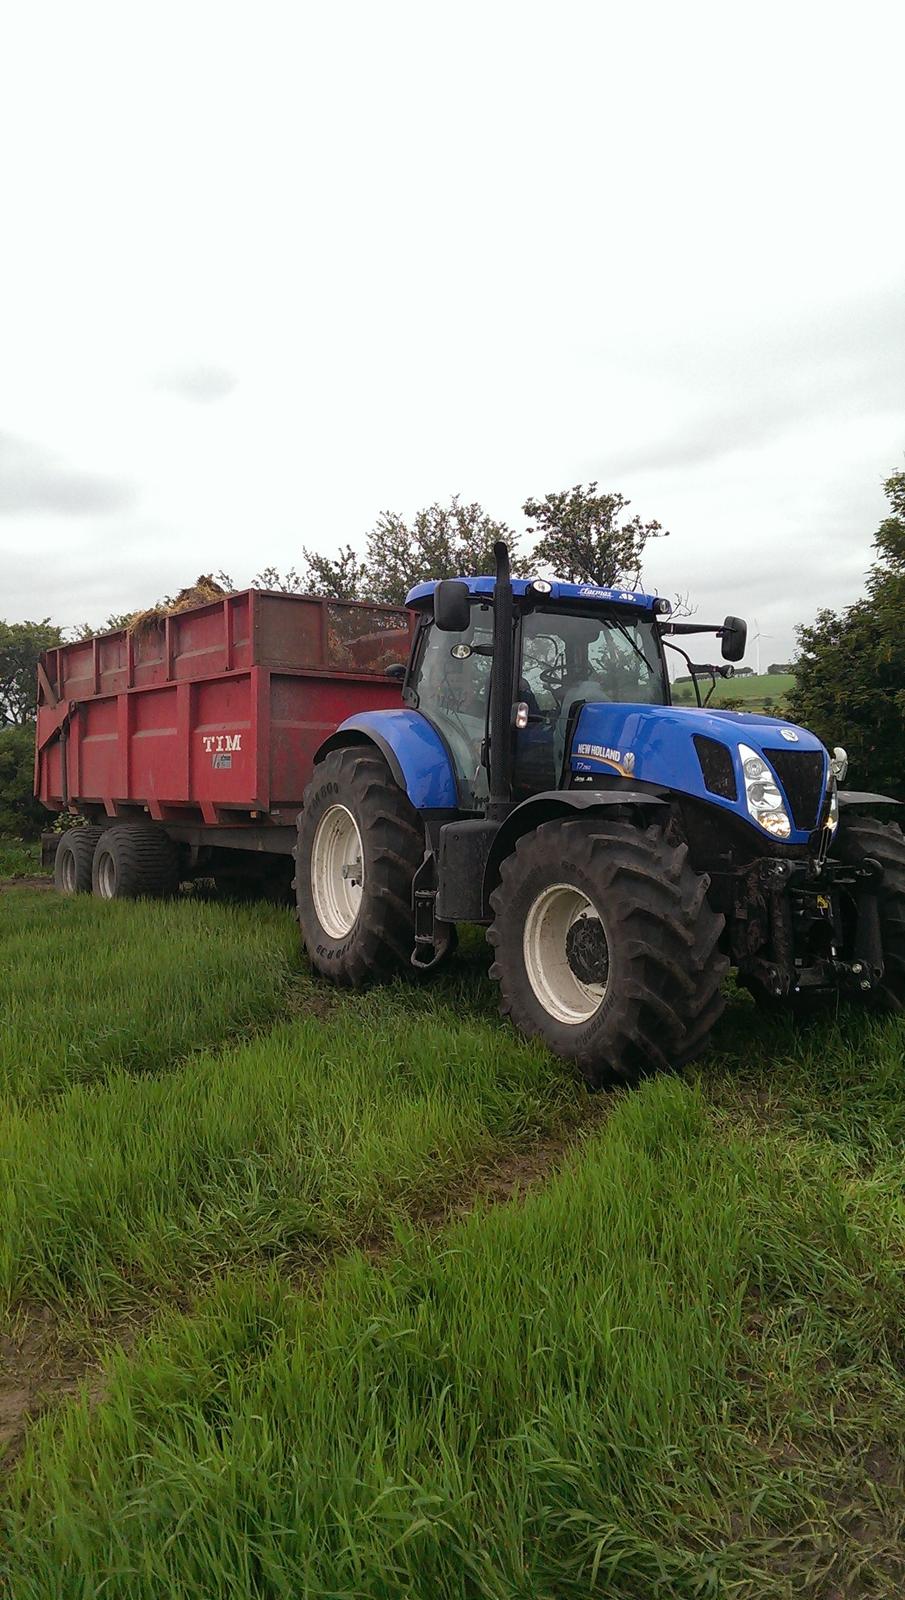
[833,813,905,1010]
[294,747,425,986]
[488,816,727,1088]
[91,824,180,899]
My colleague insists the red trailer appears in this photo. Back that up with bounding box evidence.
[35,588,413,895]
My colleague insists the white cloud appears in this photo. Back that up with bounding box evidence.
[0,0,902,665]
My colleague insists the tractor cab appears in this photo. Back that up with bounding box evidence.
[404,568,676,810]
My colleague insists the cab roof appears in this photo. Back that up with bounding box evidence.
[405,576,668,612]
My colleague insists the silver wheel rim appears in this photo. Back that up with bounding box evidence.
[523,883,608,1025]
[60,847,77,893]
[310,804,364,938]
[97,851,116,899]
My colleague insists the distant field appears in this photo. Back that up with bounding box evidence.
[1,882,904,1597]
[673,672,795,713]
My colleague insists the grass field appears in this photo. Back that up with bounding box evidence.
[673,673,796,716]
[1,882,904,1597]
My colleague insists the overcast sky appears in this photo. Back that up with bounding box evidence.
[1,1,903,667]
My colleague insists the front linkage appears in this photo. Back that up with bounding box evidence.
[729,852,884,1001]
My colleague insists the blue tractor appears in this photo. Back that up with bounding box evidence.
[295,544,905,1085]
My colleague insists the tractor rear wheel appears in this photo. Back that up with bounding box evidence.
[833,813,905,1010]
[295,747,424,986]
[54,826,104,894]
[91,825,180,900]
[488,817,727,1087]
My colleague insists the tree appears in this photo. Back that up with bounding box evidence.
[523,483,667,588]
[297,545,366,601]
[360,496,524,605]
[0,619,64,725]
[0,724,47,836]
[788,466,905,799]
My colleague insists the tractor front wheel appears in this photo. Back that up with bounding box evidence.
[488,817,727,1087]
[295,747,425,986]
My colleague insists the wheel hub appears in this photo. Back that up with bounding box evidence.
[565,916,609,986]
[522,883,609,1026]
[311,804,364,938]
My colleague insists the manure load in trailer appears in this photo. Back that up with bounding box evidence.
[35,589,413,833]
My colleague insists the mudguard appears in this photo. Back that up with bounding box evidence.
[483,786,667,903]
[314,710,458,811]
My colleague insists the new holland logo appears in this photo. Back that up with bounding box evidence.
[575,743,637,777]
[780,728,800,742]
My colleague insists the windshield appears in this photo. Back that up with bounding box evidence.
[514,607,667,797]
[520,608,667,710]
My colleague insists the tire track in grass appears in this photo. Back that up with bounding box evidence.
[0,1101,608,1468]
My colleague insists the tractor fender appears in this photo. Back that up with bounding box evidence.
[837,790,903,809]
[314,710,459,811]
[483,786,668,902]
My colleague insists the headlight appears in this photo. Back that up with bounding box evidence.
[830,746,848,782]
[738,743,792,839]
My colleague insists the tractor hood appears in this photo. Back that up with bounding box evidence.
[570,702,830,845]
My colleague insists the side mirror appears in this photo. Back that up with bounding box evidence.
[434,580,471,633]
[720,615,747,663]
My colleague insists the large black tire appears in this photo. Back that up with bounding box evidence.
[294,747,424,986]
[91,824,180,900]
[487,817,727,1088]
[833,813,905,1010]
[53,826,104,895]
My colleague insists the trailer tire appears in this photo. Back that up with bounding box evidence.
[488,817,727,1088]
[53,826,104,895]
[91,825,180,900]
[833,814,905,1010]
[295,747,424,986]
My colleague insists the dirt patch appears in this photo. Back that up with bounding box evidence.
[0,1304,154,1470]
[0,876,51,893]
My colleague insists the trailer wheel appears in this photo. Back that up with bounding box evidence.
[833,814,905,1009]
[295,747,424,985]
[91,825,180,900]
[53,826,104,895]
[488,817,727,1088]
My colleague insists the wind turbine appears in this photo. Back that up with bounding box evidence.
[750,618,774,676]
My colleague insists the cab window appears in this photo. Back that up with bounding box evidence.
[409,604,493,807]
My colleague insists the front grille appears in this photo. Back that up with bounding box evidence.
[694,735,737,800]
[766,749,825,831]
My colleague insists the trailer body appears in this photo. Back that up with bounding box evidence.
[36,589,412,854]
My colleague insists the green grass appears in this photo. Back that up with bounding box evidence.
[0,1002,582,1309]
[2,886,905,1596]
[711,671,795,703]
[3,1075,903,1598]
[673,673,795,716]
[0,900,581,1305]
[0,838,44,877]
[0,895,298,1100]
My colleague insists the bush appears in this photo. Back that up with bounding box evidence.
[0,723,47,838]
[788,467,905,800]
